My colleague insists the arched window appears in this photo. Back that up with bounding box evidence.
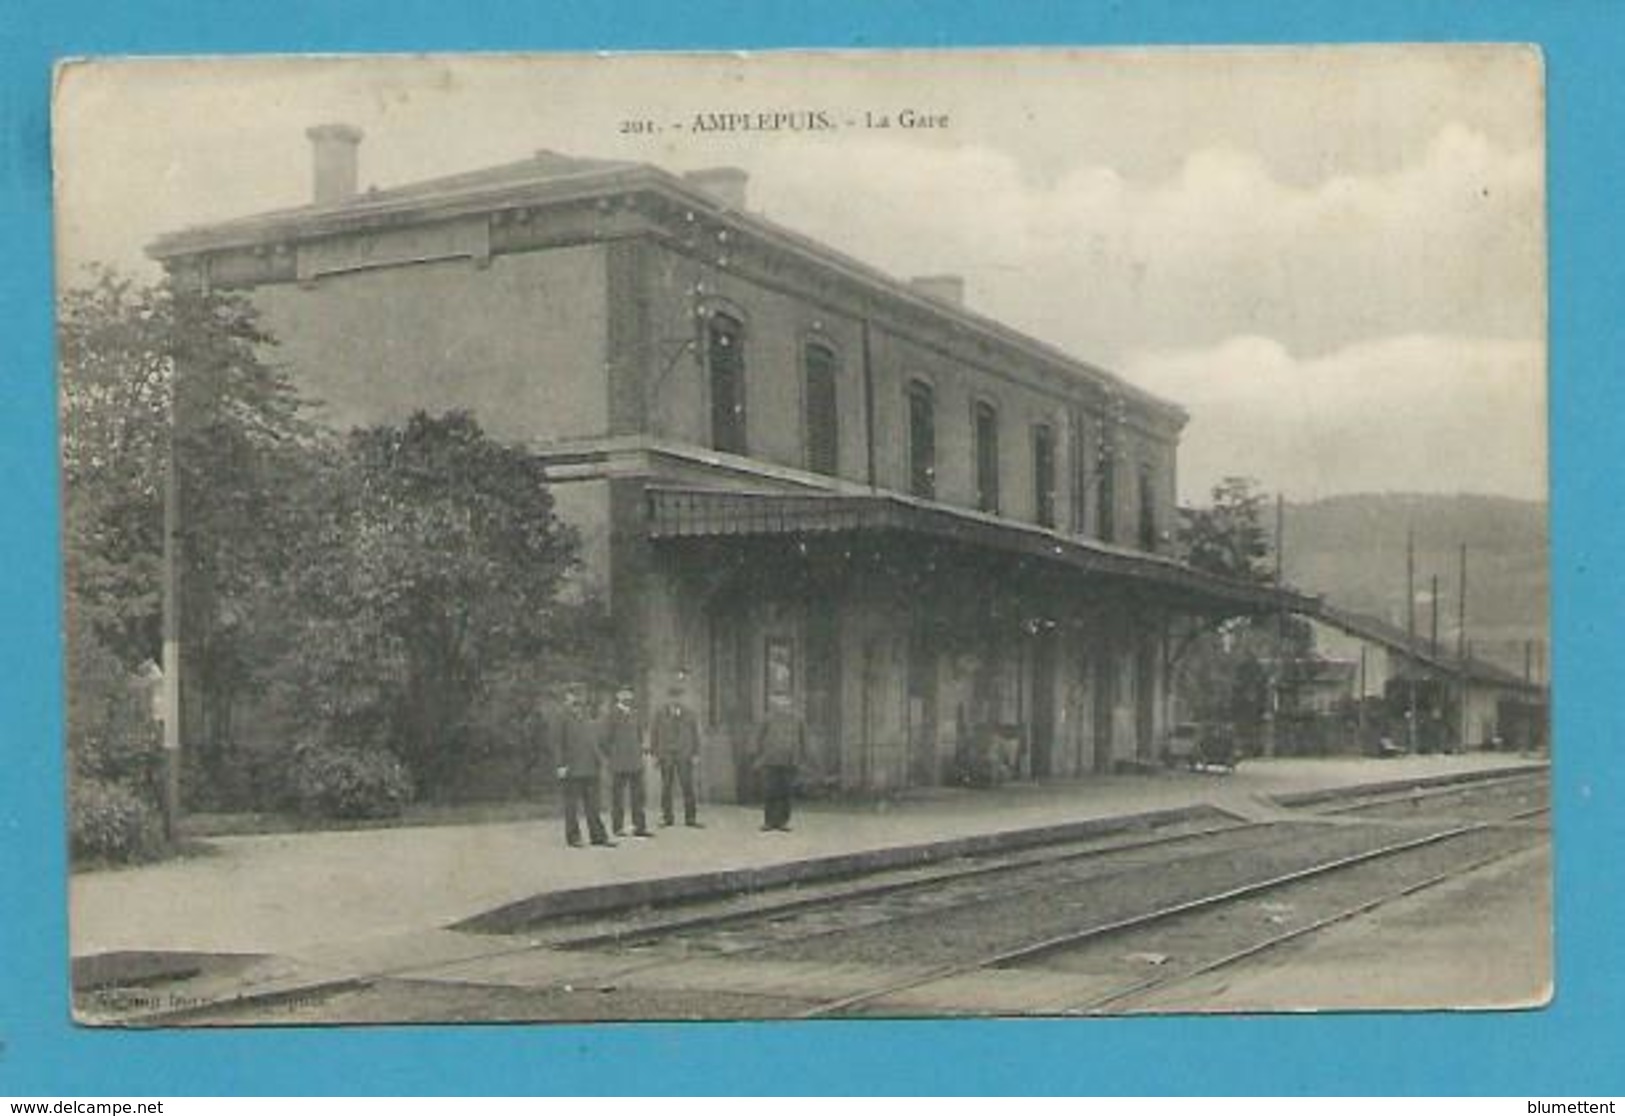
[1068,410,1089,535]
[1032,422,1056,528]
[906,380,936,499]
[803,341,839,477]
[1138,463,1158,551]
[1098,451,1116,543]
[708,311,747,454]
[974,400,1000,514]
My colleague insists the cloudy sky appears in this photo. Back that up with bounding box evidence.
[53,49,1546,503]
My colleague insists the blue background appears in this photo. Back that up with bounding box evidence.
[3,0,1620,1096]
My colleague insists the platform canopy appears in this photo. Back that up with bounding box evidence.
[645,485,1317,618]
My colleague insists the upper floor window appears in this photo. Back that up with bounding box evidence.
[974,400,1001,515]
[1068,411,1089,535]
[708,312,747,455]
[803,341,839,477]
[1098,452,1117,544]
[1138,463,1159,551]
[907,380,936,500]
[1032,423,1057,529]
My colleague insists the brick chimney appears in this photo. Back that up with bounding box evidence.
[306,123,363,205]
[683,167,749,210]
[910,274,965,306]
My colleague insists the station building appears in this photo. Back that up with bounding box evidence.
[150,125,1305,800]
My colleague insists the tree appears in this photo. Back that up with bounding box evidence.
[59,271,172,665]
[1172,478,1301,736]
[1179,476,1272,583]
[268,411,591,796]
[60,267,315,652]
[60,268,320,814]
[61,271,602,817]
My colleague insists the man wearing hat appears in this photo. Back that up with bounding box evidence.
[651,679,704,828]
[605,683,653,838]
[555,682,614,848]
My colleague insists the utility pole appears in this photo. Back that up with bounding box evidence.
[1430,573,1440,656]
[160,374,183,843]
[1275,492,1285,588]
[1358,643,1368,747]
[1458,543,1469,750]
[1405,526,1417,752]
[1265,492,1285,758]
[1406,527,1416,644]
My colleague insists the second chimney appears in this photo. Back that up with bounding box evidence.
[683,167,749,210]
[909,274,965,306]
[306,123,364,206]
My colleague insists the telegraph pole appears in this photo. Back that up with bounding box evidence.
[1357,643,1368,745]
[1265,492,1285,758]
[160,372,182,842]
[1405,527,1418,752]
[1430,573,1440,656]
[1458,543,1469,750]
[1405,527,1416,642]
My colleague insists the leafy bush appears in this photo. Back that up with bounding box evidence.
[287,743,414,820]
[64,614,168,865]
[65,613,162,786]
[70,777,165,864]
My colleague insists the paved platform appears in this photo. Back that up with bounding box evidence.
[70,752,1543,965]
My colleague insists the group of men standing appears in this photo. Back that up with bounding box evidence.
[553,681,704,848]
[551,682,806,847]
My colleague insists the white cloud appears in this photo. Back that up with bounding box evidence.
[1123,334,1547,503]
[748,123,1543,363]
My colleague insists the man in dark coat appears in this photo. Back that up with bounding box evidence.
[604,684,652,838]
[753,694,805,832]
[651,682,704,828]
[555,683,613,848]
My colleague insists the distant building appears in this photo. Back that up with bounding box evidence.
[150,125,1305,799]
[1307,605,1548,751]
[1276,654,1359,716]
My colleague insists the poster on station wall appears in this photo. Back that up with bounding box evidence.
[53,47,1549,1026]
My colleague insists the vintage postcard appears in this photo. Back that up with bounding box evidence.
[54,48,1549,1024]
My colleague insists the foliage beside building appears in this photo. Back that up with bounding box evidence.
[60,272,603,857]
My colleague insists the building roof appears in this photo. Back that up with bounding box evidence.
[645,485,1316,616]
[147,145,1183,424]
[151,150,641,249]
[1309,603,1545,695]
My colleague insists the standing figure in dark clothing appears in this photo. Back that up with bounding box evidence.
[753,694,805,832]
[555,683,614,848]
[605,684,652,838]
[651,682,704,828]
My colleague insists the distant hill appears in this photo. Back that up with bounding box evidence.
[1278,494,1549,679]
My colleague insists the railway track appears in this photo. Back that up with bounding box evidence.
[554,817,1281,951]
[512,775,1548,1016]
[1063,835,1548,1014]
[800,802,1549,1017]
[554,768,1547,959]
[1307,769,1548,819]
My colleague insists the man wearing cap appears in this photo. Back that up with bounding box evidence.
[651,681,704,828]
[605,684,653,838]
[555,682,614,848]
